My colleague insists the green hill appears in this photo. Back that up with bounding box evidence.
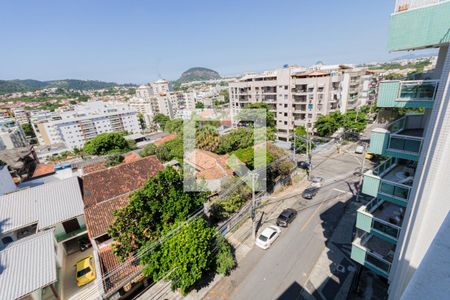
[173,67,221,89]
[0,79,134,95]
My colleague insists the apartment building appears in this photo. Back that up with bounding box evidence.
[33,101,140,149]
[229,65,371,141]
[12,108,30,125]
[129,83,175,126]
[0,126,28,150]
[350,1,450,298]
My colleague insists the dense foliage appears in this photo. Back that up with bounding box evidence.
[314,110,367,137]
[139,143,157,157]
[153,113,170,129]
[196,126,221,152]
[83,132,130,155]
[195,102,205,109]
[106,154,124,167]
[217,128,254,154]
[21,123,36,138]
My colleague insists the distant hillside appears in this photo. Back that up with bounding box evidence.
[174,67,221,88]
[0,79,134,95]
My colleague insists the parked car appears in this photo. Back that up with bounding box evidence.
[355,145,364,154]
[276,208,297,227]
[75,255,96,287]
[255,225,282,249]
[365,152,374,160]
[302,186,319,199]
[310,176,324,188]
[298,161,310,170]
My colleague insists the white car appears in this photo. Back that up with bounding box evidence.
[355,145,364,154]
[255,225,281,249]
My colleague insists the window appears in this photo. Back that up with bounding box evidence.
[284,104,288,108]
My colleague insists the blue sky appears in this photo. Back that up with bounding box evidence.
[0,0,429,83]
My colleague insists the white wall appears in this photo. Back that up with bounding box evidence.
[0,166,16,195]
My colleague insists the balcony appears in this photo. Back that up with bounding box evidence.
[351,233,395,278]
[388,0,450,51]
[377,80,439,108]
[369,114,426,160]
[362,157,416,206]
[356,198,404,243]
[55,224,87,242]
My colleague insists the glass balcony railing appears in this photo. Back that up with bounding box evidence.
[362,157,415,206]
[377,80,438,108]
[357,198,403,242]
[351,233,394,278]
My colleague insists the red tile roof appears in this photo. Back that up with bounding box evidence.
[31,164,55,178]
[82,162,107,174]
[153,133,177,146]
[185,149,233,180]
[81,156,163,208]
[123,152,141,164]
[99,245,143,293]
[84,194,130,238]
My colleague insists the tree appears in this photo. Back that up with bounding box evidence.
[155,137,184,162]
[210,193,247,220]
[109,167,208,260]
[21,123,36,138]
[217,128,254,154]
[196,126,221,152]
[314,112,342,137]
[164,119,184,134]
[219,90,229,102]
[106,154,124,167]
[139,143,157,157]
[137,112,146,130]
[141,218,214,295]
[342,110,368,133]
[293,126,307,153]
[153,114,170,129]
[195,102,205,109]
[83,132,130,155]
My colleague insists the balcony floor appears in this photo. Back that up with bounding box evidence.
[382,164,415,185]
[372,201,405,227]
[365,235,396,263]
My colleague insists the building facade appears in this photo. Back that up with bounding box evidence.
[33,101,140,149]
[350,1,450,299]
[229,65,371,141]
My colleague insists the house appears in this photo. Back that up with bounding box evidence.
[81,155,164,297]
[0,176,85,300]
[0,230,58,300]
[185,149,233,191]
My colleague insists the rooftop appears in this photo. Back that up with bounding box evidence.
[153,133,177,146]
[81,155,163,207]
[185,149,233,180]
[0,230,57,300]
[0,176,84,234]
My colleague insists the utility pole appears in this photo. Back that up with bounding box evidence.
[251,171,259,240]
[355,143,367,203]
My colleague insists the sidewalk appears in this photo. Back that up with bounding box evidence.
[301,199,361,300]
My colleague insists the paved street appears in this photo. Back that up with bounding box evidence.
[204,146,366,300]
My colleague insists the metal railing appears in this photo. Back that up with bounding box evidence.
[373,157,398,176]
[360,198,402,240]
[395,0,449,13]
[353,234,393,273]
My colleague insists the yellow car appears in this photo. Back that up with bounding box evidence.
[365,152,374,160]
[75,255,96,287]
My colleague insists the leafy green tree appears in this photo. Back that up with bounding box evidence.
[293,126,307,153]
[219,90,229,102]
[232,146,275,170]
[210,193,247,220]
[195,102,205,109]
[213,234,235,275]
[139,143,157,157]
[106,154,124,167]
[21,123,36,138]
[217,128,253,154]
[153,114,170,129]
[137,112,146,130]
[314,112,343,137]
[83,132,130,155]
[141,218,214,295]
[155,137,184,162]
[109,167,208,260]
[342,110,368,133]
[196,126,221,152]
[164,119,184,134]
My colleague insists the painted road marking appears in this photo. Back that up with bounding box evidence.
[333,188,353,195]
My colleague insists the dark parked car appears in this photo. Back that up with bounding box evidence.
[302,186,319,199]
[298,161,310,170]
[276,208,297,227]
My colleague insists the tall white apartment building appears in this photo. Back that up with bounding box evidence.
[129,82,174,126]
[229,65,370,141]
[34,101,140,149]
[0,126,28,150]
[349,1,450,299]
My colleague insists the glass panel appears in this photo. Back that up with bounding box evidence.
[404,139,421,153]
[373,220,399,239]
[366,252,391,273]
[389,137,421,153]
[399,82,437,101]
[380,182,395,195]
[394,185,409,199]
